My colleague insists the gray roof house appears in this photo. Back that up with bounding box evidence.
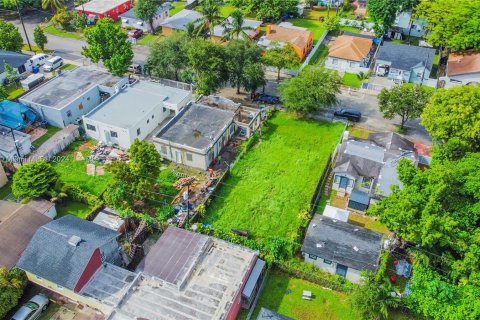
[0,50,30,84]
[332,131,417,211]
[120,4,170,33]
[16,215,120,293]
[153,103,236,170]
[374,42,436,86]
[19,67,127,128]
[160,9,203,35]
[302,214,384,283]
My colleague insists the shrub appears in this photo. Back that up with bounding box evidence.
[63,184,103,218]
[12,161,59,199]
[0,267,27,319]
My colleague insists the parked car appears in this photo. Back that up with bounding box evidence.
[252,93,281,105]
[43,56,63,72]
[127,64,142,74]
[128,29,144,39]
[27,54,49,70]
[11,294,49,320]
[334,108,362,122]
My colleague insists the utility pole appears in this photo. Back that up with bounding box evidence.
[183,180,193,229]
[14,0,33,52]
[10,128,23,166]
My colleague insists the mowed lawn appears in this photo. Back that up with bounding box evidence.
[205,113,344,239]
[249,271,359,320]
[290,18,327,43]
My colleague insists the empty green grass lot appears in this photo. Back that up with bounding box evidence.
[342,72,363,88]
[250,271,359,320]
[290,18,327,43]
[205,113,344,239]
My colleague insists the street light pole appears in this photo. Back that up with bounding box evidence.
[14,0,33,52]
[10,128,23,166]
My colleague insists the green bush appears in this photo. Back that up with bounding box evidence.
[63,184,103,218]
[0,267,27,319]
[12,161,59,199]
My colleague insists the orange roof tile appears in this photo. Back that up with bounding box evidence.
[447,52,480,76]
[328,35,373,62]
[265,25,313,49]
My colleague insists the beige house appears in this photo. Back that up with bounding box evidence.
[153,103,236,170]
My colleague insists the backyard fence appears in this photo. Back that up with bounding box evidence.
[26,124,79,163]
[147,77,194,92]
[299,30,329,71]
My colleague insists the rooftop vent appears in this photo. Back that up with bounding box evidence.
[353,246,359,252]
[354,228,359,231]
[316,241,326,248]
[312,224,317,228]
[68,235,82,247]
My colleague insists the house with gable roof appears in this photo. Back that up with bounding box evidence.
[325,33,375,74]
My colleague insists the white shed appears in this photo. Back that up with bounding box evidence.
[322,205,349,222]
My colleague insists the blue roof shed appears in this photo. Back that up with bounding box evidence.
[0,100,37,129]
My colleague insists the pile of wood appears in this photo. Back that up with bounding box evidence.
[174,176,197,190]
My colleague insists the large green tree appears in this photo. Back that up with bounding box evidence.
[415,0,480,50]
[225,40,263,93]
[12,161,59,199]
[262,43,299,80]
[196,0,224,37]
[243,62,266,97]
[0,20,23,52]
[82,18,134,76]
[367,0,417,37]
[279,67,341,113]
[421,85,480,149]
[0,267,28,319]
[134,0,160,32]
[378,84,432,129]
[0,86,8,100]
[33,26,48,50]
[187,39,228,94]
[232,0,299,20]
[41,0,65,12]
[147,32,188,81]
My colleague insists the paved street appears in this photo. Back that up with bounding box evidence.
[10,10,149,63]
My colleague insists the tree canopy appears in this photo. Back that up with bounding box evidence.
[0,20,23,52]
[279,67,341,113]
[147,32,188,81]
[262,44,299,80]
[33,26,48,50]
[134,0,160,32]
[415,0,480,50]
[195,0,224,36]
[222,9,253,41]
[421,85,480,149]
[367,0,417,37]
[378,84,432,129]
[12,161,59,199]
[82,18,133,76]
[0,267,28,319]
[232,0,299,20]
[225,40,263,93]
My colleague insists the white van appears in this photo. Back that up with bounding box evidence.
[28,53,49,70]
[43,56,63,72]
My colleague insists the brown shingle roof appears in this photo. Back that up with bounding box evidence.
[0,201,52,268]
[447,52,480,76]
[328,35,373,61]
[266,25,312,49]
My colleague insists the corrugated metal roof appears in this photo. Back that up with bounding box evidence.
[242,258,265,300]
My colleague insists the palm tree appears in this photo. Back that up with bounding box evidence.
[221,9,253,41]
[41,0,65,13]
[195,0,224,37]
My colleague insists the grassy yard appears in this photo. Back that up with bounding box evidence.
[249,271,359,320]
[51,140,112,196]
[32,126,61,149]
[137,34,159,46]
[391,36,420,47]
[340,26,362,34]
[21,44,54,53]
[170,0,187,15]
[204,112,344,240]
[157,168,179,197]
[60,63,77,71]
[348,211,390,235]
[56,200,93,219]
[44,25,83,40]
[290,18,327,43]
[6,84,25,100]
[308,43,328,65]
[342,72,363,88]
[347,125,372,139]
[431,53,439,79]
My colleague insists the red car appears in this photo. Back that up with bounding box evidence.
[128,29,144,39]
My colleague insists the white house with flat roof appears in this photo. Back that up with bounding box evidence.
[153,103,236,170]
[83,80,192,149]
[20,68,127,128]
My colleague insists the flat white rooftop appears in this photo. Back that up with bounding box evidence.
[76,0,130,14]
[109,227,258,320]
[85,81,191,128]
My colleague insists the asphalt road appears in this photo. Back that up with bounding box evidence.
[10,10,149,63]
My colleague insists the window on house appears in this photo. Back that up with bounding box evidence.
[361,177,373,189]
[163,107,167,112]
[334,175,340,183]
[66,110,72,117]
[308,254,317,260]
[137,128,141,136]
[416,72,423,77]
[324,259,332,264]
[86,124,96,131]
[110,131,118,138]
[161,145,167,154]
[186,153,193,161]
[349,62,356,68]
[332,59,338,65]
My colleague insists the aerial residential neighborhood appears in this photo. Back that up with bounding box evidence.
[0,0,479,320]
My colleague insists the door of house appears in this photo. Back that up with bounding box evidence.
[336,264,348,278]
[175,151,181,163]
[339,176,349,189]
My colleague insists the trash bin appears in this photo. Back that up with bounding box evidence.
[32,66,39,74]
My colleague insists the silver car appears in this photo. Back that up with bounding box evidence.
[11,294,49,320]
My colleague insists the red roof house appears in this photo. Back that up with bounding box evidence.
[76,0,135,21]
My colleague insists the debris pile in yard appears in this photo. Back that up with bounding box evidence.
[88,141,129,164]
[174,176,197,190]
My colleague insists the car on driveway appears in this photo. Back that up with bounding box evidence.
[11,294,49,320]
[128,29,144,39]
[334,108,362,122]
[252,93,281,104]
